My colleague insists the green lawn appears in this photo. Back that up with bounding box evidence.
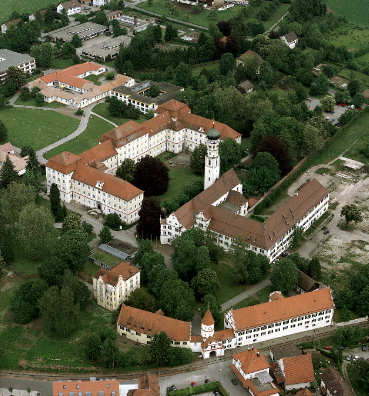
[338,68,369,89]
[0,107,79,151]
[327,0,369,26]
[330,26,369,51]
[138,1,289,30]
[0,0,57,23]
[84,74,103,86]
[93,103,146,126]
[213,259,245,305]
[44,115,113,159]
[192,60,220,76]
[232,285,273,310]
[15,97,65,108]
[52,57,75,70]
[158,167,202,202]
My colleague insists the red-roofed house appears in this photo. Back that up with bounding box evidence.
[231,349,280,396]
[93,261,140,310]
[53,378,119,396]
[278,354,315,391]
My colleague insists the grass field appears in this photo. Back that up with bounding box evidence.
[138,1,289,30]
[338,68,369,89]
[158,167,202,202]
[327,0,369,26]
[0,107,79,151]
[15,97,65,108]
[0,0,57,23]
[93,103,146,126]
[44,115,113,159]
[330,25,369,52]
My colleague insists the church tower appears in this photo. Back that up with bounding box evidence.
[201,308,215,339]
[204,126,220,190]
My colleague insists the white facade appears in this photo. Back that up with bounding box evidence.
[224,307,334,347]
[46,167,143,224]
[93,269,140,311]
[204,133,220,189]
[57,3,82,16]
[281,36,298,49]
[0,56,36,83]
[93,0,110,6]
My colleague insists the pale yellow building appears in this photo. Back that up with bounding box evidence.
[93,261,140,311]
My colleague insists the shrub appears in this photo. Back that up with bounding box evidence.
[104,213,122,230]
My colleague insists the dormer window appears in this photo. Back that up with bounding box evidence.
[96,180,104,189]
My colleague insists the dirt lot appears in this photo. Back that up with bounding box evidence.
[291,164,369,269]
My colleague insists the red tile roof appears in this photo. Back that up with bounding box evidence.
[201,328,234,348]
[282,354,315,385]
[233,349,270,374]
[296,389,313,396]
[80,140,117,164]
[72,162,143,201]
[232,288,334,331]
[118,304,191,341]
[46,151,81,174]
[95,261,139,286]
[53,379,119,396]
[202,309,214,325]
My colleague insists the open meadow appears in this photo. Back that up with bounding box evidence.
[327,0,369,26]
[1,0,58,23]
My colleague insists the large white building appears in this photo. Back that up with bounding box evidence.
[0,49,36,83]
[117,288,335,359]
[93,261,140,311]
[46,99,240,222]
[57,1,82,16]
[160,128,330,262]
[93,0,110,6]
[29,62,134,109]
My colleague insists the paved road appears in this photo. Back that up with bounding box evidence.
[36,103,97,164]
[221,278,271,311]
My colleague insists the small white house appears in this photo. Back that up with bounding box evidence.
[93,0,110,6]
[57,1,82,16]
[281,31,298,49]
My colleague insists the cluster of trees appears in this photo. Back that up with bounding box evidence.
[230,238,270,285]
[82,328,193,369]
[129,239,196,321]
[106,97,141,120]
[335,263,369,318]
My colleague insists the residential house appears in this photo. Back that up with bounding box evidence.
[330,76,349,89]
[93,261,140,311]
[104,9,123,21]
[1,18,21,34]
[0,49,36,83]
[93,0,110,6]
[127,374,160,396]
[281,31,298,49]
[0,143,28,176]
[116,288,335,359]
[276,354,315,391]
[57,1,82,16]
[231,349,280,396]
[321,368,354,396]
[237,50,264,74]
[53,379,119,395]
[297,270,320,294]
[237,80,254,94]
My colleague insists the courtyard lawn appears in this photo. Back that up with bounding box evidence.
[1,0,57,23]
[93,103,146,126]
[158,167,202,202]
[326,0,369,26]
[137,1,289,30]
[44,115,113,159]
[213,259,245,305]
[0,107,79,151]
[52,57,75,70]
[15,97,65,108]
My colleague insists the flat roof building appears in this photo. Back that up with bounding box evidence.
[0,49,36,82]
[81,35,132,61]
[47,22,108,42]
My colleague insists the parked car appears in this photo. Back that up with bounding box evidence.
[325,346,333,350]
[345,355,351,361]
[167,385,177,392]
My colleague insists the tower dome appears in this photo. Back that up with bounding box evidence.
[207,127,220,140]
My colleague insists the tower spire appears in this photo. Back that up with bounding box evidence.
[204,126,220,190]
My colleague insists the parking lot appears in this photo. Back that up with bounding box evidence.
[305,97,347,125]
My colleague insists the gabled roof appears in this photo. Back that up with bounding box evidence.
[80,140,117,164]
[117,304,191,342]
[53,379,119,396]
[232,288,334,331]
[238,50,264,65]
[296,389,312,396]
[233,349,270,374]
[95,261,139,286]
[72,162,143,201]
[283,31,298,43]
[202,309,214,325]
[281,354,314,385]
[46,151,81,174]
[201,328,234,349]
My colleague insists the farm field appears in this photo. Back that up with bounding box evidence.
[44,115,113,159]
[326,0,369,26]
[137,1,289,30]
[0,107,79,151]
[330,25,369,51]
[1,0,57,24]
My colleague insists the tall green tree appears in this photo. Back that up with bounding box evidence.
[150,331,171,366]
[190,144,207,175]
[219,52,235,75]
[71,34,82,48]
[191,267,219,299]
[6,66,26,89]
[271,257,298,294]
[341,204,363,227]
[50,183,64,221]
[125,288,157,312]
[136,198,161,240]
[0,156,18,189]
[219,138,243,172]
[116,159,136,182]
[0,121,8,144]
[133,156,169,196]
[99,226,112,244]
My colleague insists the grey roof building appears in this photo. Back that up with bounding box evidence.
[0,49,36,82]
[47,22,108,42]
[81,35,132,61]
